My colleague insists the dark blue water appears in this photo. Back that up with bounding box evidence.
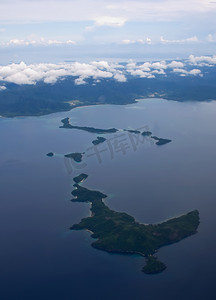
[0,99,216,300]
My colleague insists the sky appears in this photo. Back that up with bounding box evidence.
[0,0,216,62]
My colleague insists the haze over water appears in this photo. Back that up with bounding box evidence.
[0,98,216,300]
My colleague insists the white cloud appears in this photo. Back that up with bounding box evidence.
[160,36,199,44]
[86,16,126,31]
[189,54,216,66]
[168,61,185,68]
[172,68,202,76]
[0,56,212,86]
[95,16,126,27]
[0,85,6,91]
[113,72,127,82]
[0,28,5,32]
[0,0,213,23]
[121,37,151,45]
[0,61,123,85]
[0,37,76,47]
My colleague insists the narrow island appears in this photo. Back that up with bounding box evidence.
[92,136,107,145]
[124,129,141,134]
[151,136,172,146]
[71,174,200,274]
[60,118,118,134]
[64,152,84,163]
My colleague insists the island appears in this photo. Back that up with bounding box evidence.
[141,131,152,137]
[92,136,107,145]
[46,152,54,157]
[64,152,84,163]
[73,173,88,184]
[151,136,172,146]
[60,118,118,134]
[70,174,200,274]
[124,129,141,134]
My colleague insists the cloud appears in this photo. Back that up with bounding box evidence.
[94,16,126,27]
[0,0,214,24]
[0,55,213,86]
[121,38,151,45]
[0,37,76,47]
[168,61,185,68]
[0,85,6,91]
[206,33,216,42]
[172,68,202,76]
[189,54,216,66]
[160,36,199,44]
[0,28,5,32]
[0,61,123,85]
[86,16,126,31]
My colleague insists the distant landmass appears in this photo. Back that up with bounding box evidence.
[71,174,200,274]
[1,65,216,117]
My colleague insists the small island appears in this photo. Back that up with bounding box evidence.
[46,152,54,157]
[70,174,200,274]
[124,129,141,134]
[151,136,172,146]
[73,173,88,184]
[60,118,118,134]
[64,152,84,163]
[92,136,107,145]
[141,131,152,137]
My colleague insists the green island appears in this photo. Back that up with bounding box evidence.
[64,152,84,163]
[151,136,172,146]
[46,152,54,157]
[71,174,199,274]
[60,118,118,134]
[92,136,107,145]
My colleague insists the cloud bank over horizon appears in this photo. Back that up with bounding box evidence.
[0,55,215,87]
[0,0,215,55]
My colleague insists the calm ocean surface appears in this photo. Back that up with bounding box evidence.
[0,98,216,300]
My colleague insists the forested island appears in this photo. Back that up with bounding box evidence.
[60,117,118,134]
[71,174,200,274]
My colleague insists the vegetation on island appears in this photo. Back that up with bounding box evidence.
[60,117,118,134]
[92,136,107,145]
[64,152,84,162]
[151,136,172,146]
[70,175,200,274]
[142,256,166,274]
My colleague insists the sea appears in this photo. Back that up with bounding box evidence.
[0,98,216,300]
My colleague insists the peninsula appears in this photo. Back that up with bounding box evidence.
[60,118,118,134]
[71,174,199,274]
